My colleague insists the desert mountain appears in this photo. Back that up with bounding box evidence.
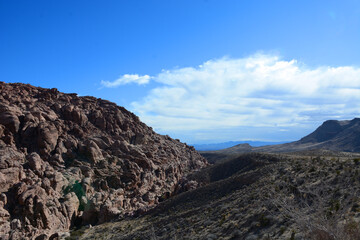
[0,82,207,239]
[215,118,360,155]
[296,118,360,151]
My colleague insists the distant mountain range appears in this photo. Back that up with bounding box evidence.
[192,140,288,151]
[215,118,360,154]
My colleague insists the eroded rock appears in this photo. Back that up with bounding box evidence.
[0,82,207,239]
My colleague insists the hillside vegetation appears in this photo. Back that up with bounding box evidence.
[76,152,360,240]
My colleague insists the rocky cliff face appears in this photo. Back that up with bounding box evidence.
[0,82,207,239]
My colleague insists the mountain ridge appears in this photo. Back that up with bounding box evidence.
[213,118,360,154]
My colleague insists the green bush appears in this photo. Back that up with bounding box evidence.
[63,181,86,211]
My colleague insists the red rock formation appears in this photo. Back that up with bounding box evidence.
[0,82,207,239]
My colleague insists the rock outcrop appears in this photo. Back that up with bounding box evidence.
[0,82,207,239]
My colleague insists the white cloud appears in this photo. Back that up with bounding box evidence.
[101,74,151,87]
[128,54,360,139]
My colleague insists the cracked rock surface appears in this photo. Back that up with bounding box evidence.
[0,82,207,239]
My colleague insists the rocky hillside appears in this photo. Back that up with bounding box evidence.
[74,152,360,240]
[213,118,360,155]
[0,82,207,239]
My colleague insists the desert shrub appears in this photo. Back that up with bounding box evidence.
[343,220,360,239]
[307,228,334,240]
[268,176,360,240]
[258,213,270,227]
[353,158,360,165]
[279,226,286,235]
[290,230,296,240]
[63,181,86,211]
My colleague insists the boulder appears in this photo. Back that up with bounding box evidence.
[0,112,20,133]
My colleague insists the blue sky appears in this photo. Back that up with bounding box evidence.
[1,0,360,144]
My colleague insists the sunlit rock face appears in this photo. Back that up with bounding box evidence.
[0,82,207,239]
